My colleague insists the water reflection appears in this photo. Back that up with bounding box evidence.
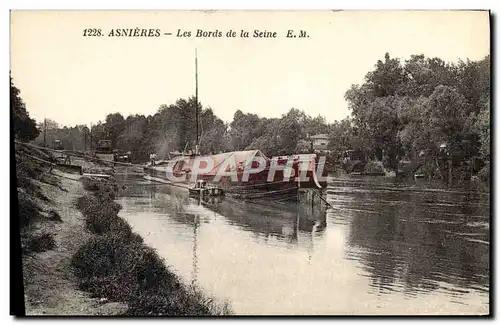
[119,175,329,282]
[203,196,327,244]
[115,173,489,314]
[192,212,199,287]
[340,177,489,299]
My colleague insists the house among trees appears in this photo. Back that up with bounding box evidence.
[310,134,330,153]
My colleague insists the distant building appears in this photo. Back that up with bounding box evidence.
[310,134,330,153]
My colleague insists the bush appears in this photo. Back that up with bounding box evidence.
[16,157,37,180]
[18,191,42,229]
[479,162,490,182]
[126,291,210,316]
[82,177,101,191]
[16,154,52,202]
[364,161,385,175]
[48,210,62,222]
[71,234,172,302]
[71,234,143,301]
[82,177,118,200]
[72,233,218,315]
[75,193,130,236]
[126,283,231,316]
[72,175,229,315]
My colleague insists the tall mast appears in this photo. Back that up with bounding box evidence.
[44,118,47,148]
[195,48,199,154]
[90,122,92,151]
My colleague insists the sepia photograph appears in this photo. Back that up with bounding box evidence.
[10,9,491,316]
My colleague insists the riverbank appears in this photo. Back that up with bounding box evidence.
[16,143,126,315]
[74,176,230,315]
[16,143,230,316]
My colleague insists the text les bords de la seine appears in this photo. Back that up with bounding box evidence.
[83,28,309,38]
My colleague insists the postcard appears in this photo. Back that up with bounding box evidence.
[10,10,490,316]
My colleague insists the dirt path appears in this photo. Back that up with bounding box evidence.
[22,170,127,315]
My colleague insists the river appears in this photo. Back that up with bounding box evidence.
[115,172,490,315]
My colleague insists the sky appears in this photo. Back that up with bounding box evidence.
[10,10,490,127]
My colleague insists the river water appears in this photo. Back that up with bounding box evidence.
[115,172,490,315]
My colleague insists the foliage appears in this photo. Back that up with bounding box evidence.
[17,190,42,230]
[25,233,56,253]
[476,102,490,160]
[11,76,40,142]
[34,121,89,151]
[72,178,231,315]
[26,52,489,180]
[345,52,490,174]
[327,118,354,155]
[38,98,330,160]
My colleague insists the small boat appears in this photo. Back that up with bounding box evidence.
[188,180,224,198]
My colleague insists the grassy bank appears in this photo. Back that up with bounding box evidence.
[16,144,59,254]
[16,143,131,315]
[16,143,228,315]
[72,177,231,316]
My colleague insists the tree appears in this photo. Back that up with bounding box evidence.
[37,119,59,131]
[397,97,433,159]
[277,108,307,155]
[229,110,261,150]
[426,85,470,147]
[455,56,490,116]
[476,101,490,161]
[246,118,281,156]
[303,115,329,137]
[104,113,125,147]
[116,115,149,161]
[199,108,229,154]
[345,52,490,176]
[401,55,456,98]
[365,52,406,97]
[328,118,355,156]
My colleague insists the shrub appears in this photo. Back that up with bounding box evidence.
[82,177,101,191]
[72,175,229,315]
[479,162,490,182]
[18,191,42,229]
[72,234,156,302]
[26,233,56,253]
[48,210,62,222]
[72,232,217,315]
[40,173,61,187]
[76,193,129,236]
[16,155,52,202]
[364,161,385,175]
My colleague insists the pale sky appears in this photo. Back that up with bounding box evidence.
[10,10,490,127]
